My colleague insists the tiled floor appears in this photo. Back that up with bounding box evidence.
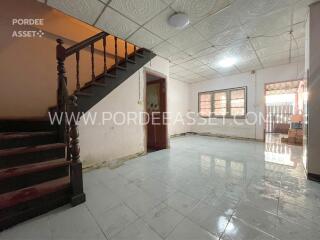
[1,134,320,240]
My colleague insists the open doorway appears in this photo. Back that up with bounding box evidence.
[145,73,168,152]
[264,80,305,145]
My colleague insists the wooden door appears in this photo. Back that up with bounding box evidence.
[146,79,167,150]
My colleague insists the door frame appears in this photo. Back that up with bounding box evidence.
[143,69,169,152]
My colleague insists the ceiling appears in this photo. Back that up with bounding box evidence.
[41,0,314,83]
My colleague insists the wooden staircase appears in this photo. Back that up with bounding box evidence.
[0,32,155,230]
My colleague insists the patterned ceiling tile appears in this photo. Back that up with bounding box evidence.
[194,6,239,40]
[95,7,139,39]
[184,40,212,56]
[167,27,206,50]
[109,0,167,25]
[242,8,292,37]
[227,42,256,62]
[180,59,204,69]
[171,0,231,23]
[208,26,248,47]
[169,65,187,74]
[169,52,193,64]
[127,28,162,49]
[188,76,209,83]
[236,58,262,73]
[256,42,291,59]
[47,0,104,25]
[291,47,305,58]
[292,22,306,39]
[152,41,180,58]
[233,0,292,24]
[260,51,290,68]
[191,64,216,74]
[213,66,241,76]
[144,8,181,40]
[250,33,291,50]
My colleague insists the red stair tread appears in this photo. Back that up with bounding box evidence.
[0,176,70,209]
[0,159,69,181]
[0,131,55,140]
[0,143,65,157]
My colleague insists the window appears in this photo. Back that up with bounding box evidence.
[198,87,246,118]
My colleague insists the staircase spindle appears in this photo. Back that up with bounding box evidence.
[90,43,95,81]
[103,36,107,75]
[76,51,80,91]
[125,41,128,61]
[115,36,118,67]
[134,45,136,55]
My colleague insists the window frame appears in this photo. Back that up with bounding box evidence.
[198,87,247,118]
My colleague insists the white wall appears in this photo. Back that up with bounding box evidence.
[79,56,190,167]
[189,62,305,140]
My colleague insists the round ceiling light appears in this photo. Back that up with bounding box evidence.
[168,13,190,29]
[219,57,237,68]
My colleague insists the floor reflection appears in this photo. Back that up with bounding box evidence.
[265,133,300,168]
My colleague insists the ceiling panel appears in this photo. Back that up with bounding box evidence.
[194,6,239,40]
[152,41,180,58]
[168,52,193,64]
[179,59,204,69]
[47,0,104,25]
[95,7,139,40]
[236,58,262,73]
[226,42,256,62]
[127,28,162,49]
[144,8,181,40]
[233,0,292,24]
[212,66,240,76]
[170,0,231,23]
[169,65,188,74]
[184,41,214,56]
[167,27,206,50]
[109,0,167,25]
[260,51,290,68]
[242,8,292,37]
[208,26,248,47]
[251,33,291,50]
[256,42,291,59]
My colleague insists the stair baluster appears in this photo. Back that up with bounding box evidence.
[103,36,107,75]
[90,43,95,81]
[76,51,80,91]
[115,36,118,67]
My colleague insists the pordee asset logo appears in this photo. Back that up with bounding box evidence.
[11,18,45,38]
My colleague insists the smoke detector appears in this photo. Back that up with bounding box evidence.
[168,13,190,29]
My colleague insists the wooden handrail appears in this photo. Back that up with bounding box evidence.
[65,32,108,57]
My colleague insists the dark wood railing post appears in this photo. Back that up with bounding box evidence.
[103,36,107,75]
[114,36,118,67]
[76,51,80,91]
[125,41,128,61]
[68,95,86,206]
[56,39,67,142]
[90,43,95,81]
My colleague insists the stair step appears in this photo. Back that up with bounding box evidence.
[116,65,126,71]
[0,176,70,209]
[90,81,107,87]
[0,118,55,132]
[0,143,65,168]
[75,91,93,97]
[0,159,68,181]
[0,131,57,149]
[104,72,116,78]
[135,52,144,58]
[127,58,136,64]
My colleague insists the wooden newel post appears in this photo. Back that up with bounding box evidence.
[56,39,67,142]
[68,95,86,206]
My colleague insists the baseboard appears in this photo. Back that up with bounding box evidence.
[307,173,320,183]
[188,132,263,142]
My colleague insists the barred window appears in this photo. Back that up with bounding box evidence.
[199,87,246,118]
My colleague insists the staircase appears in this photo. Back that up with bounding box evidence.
[0,32,155,230]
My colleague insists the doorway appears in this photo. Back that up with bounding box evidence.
[146,73,168,152]
[264,80,305,144]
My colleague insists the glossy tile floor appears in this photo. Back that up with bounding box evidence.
[1,134,320,240]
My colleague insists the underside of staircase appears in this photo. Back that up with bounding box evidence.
[0,31,155,230]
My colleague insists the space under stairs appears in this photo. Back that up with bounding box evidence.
[0,31,155,230]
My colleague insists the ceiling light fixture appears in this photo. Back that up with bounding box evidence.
[168,12,190,29]
[219,57,237,68]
